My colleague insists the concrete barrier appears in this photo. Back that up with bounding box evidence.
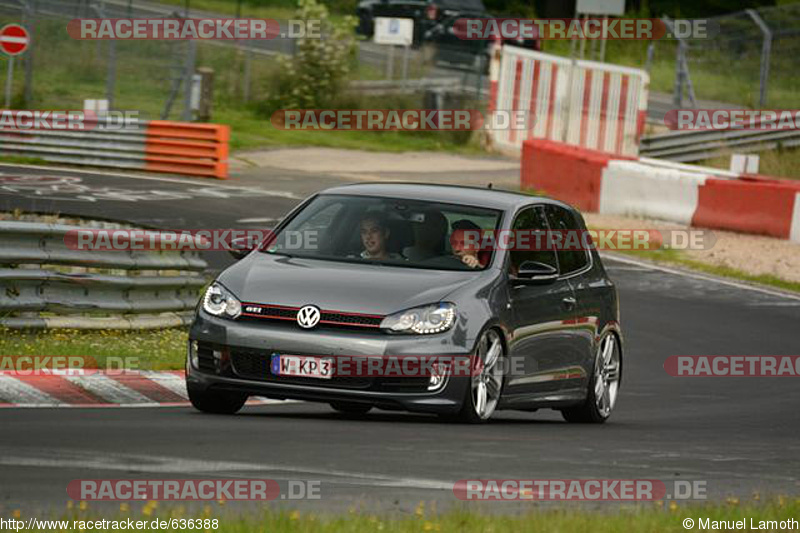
[522,137,800,242]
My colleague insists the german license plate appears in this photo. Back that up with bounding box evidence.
[271,354,333,379]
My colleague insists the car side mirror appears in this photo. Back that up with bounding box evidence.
[515,261,558,284]
[228,236,257,260]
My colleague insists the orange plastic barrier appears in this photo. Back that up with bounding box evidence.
[144,121,230,179]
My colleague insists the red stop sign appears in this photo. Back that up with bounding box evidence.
[0,24,30,56]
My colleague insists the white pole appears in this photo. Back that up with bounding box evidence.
[5,56,14,109]
[386,45,395,80]
[402,44,409,80]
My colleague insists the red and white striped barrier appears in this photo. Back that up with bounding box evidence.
[0,370,279,408]
[489,46,648,157]
[522,138,800,242]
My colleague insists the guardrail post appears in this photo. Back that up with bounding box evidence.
[22,0,35,106]
[746,8,772,108]
[181,39,197,121]
[106,39,116,108]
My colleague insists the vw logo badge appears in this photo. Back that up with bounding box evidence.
[296,305,321,329]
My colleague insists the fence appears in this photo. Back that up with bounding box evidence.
[0,0,281,120]
[647,4,800,109]
[0,218,208,329]
[490,45,649,157]
[0,115,230,178]
[0,0,488,119]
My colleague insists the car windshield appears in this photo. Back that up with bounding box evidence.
[261,194,502,271]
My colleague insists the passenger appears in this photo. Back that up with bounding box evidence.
[359,213,402,261]
[403,210,449,261]
[450,219,490,269]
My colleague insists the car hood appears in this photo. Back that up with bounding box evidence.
[217,253,480,315]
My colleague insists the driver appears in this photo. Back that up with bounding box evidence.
[450,219,490,269]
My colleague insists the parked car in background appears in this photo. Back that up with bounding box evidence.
[357,0,488,46]
[357,0,540,69]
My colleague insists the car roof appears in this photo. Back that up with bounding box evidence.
[318,182,574,212]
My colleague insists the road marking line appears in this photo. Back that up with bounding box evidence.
[602,252,800,302]
[0,451,454,491]
[0,163,301,198]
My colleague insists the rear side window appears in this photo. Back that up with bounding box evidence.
[545,205,590,275]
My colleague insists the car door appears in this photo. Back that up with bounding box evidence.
[543,204,596,393]
[503,205,580,403]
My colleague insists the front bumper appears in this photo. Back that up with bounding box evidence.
[186,311,473,415]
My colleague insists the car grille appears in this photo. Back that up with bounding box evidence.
[239,303,384,329]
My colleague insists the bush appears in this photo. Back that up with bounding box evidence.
[263,0,357,111]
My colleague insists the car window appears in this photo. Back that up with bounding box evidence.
[263,194,502,272]
[545,205,590,275]
[508,206,558,275]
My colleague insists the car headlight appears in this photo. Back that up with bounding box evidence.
[202,282,241,319]
[380,303,456,334]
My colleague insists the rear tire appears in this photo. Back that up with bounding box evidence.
[188,385,247,414]
[330,402,373,415]
[561,333,621,424]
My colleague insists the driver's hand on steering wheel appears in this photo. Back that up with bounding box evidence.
[461,254,481,268]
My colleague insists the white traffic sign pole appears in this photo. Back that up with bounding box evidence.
[4,56,13,108]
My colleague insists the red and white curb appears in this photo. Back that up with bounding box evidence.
[522,138,800,242]
[0,370,281,408]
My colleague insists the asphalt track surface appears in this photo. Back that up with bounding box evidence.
[1,165,799,514]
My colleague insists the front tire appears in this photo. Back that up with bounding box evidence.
[188,385,247,414]
[454,329,505,424]
[561,333,621,424]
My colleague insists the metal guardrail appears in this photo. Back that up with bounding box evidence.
[347,77,463,95]
[0,116,230,179]
[0,220,208,329]
[640,129,800,162]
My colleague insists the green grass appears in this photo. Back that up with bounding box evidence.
[0,14,474,156]
[12,498,800,532]
[220,106,484,153]
[542,37,798,109]
[156,0,297,20]
[698,146,800,181]
[0,154,49,165]
[155,0,351,24]
[0,328,188,370]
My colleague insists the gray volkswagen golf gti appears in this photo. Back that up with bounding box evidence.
[187,183,622,423]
